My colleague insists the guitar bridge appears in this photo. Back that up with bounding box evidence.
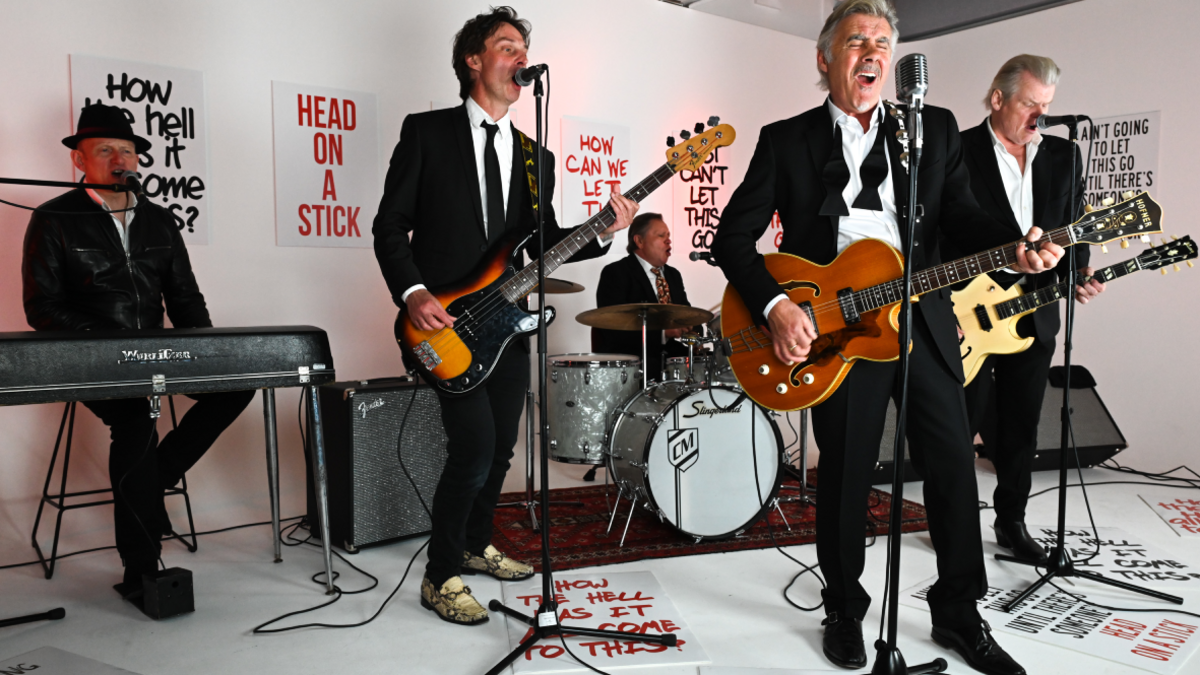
[413,340,442,370]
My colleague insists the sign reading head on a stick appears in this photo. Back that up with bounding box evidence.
[69,55,210,245]
[500,570,708,673]
[271,82,378,248]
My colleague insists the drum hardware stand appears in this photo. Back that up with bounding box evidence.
[484,70,674,675]
[994,115,1182,612]
[779,409,815,507]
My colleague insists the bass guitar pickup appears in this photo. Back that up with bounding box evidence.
[413,340,442,371]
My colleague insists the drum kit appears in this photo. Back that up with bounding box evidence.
[509,277,796,547]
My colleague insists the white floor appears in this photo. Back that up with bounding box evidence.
[3,461,1199,675]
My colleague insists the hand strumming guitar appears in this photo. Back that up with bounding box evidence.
[766,300,818,366]
[406,289,456,331]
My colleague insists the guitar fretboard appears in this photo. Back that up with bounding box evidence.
[995,256,1143,319]
[501,163,678,303]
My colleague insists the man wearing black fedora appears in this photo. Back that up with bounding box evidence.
[21,103,254,596]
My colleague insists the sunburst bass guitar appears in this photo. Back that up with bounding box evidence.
[720,191,1163,411]
[396,122,736,394]
[954,235,1195,384]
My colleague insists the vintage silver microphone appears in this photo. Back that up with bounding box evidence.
[895,53,928,160]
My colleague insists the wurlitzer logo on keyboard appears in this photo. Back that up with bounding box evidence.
[117,348,194,364]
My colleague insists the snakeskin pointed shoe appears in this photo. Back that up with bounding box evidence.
[462,545,535,581]
[420,576,489,625]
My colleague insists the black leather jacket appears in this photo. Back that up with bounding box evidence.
[22,189,211,332]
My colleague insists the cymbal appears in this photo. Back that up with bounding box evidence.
[575,303,715,332]
[531,278,585,294]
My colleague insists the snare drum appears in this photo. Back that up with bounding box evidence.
[546,354,642,465]
[664,355,714,384]
[609,383,782,540]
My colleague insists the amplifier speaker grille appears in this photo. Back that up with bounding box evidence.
[307,378,447,552]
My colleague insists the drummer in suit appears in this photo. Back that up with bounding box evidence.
[593,213,693,379]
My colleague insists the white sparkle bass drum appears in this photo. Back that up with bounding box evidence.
[608,382,783,541]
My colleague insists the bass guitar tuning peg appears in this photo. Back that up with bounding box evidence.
[666,136,675,147]
[680,130,691,140]
[694,122,704,134]
[707,116,720,127]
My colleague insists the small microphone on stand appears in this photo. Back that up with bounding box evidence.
[513,64,547,87]
[1036,114,1084,130]
[895,53,928,107]
[114,169,144,196]
[689,251,719,266]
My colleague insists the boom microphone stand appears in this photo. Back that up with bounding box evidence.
[871,53,946,675]
[483,67,674,675]
[996,116,1182,610]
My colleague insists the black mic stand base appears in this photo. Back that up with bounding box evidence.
[872,640,947,675]
[997,546,1182,612]
[485,600,677,675]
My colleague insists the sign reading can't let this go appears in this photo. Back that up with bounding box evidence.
[271,82,378,248]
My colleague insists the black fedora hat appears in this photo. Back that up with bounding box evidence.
[62,103,152,154]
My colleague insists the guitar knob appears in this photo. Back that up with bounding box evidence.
[1084,204,1096,213]
[666,136,675,147]
[1122,191,1135,200]
[1102,197,1115,206]
[707,116,720,127]
[802,373,815,385]
[776,383,788,394]
[758,364,770,375]
[694,122,704,134]
[1120,239,1130,249]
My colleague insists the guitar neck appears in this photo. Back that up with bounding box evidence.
[994,257,1142,320]
[852,226,1077,315]
[502,163,678,302]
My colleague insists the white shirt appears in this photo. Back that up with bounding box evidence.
[85,188,137,255]
[986,118,1041,276]
[764,98,900,318]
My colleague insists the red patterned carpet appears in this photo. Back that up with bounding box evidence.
[492,470,929,572]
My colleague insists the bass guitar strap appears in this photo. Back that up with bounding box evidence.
[516,129,540,222]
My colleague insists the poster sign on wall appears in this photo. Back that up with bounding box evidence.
[673,144,730,264]
[272,82,378,248]
[1079,111,1160,208]
[560,117,630,228]
[501,571,708,673]
[70,55,210,245]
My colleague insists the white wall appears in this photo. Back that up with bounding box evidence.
[0,0,817,553]
[1,0,1194,560]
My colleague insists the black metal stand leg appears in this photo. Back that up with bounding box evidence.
[306,385,336,594]
[263,388,283,563]
[32,402,78,580]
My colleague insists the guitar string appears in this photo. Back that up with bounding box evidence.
[415,163,680,362]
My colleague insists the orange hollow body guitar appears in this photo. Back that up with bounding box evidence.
[396,123,736,395]
[721,191,1163,412]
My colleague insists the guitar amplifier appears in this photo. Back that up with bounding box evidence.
[306,377,448,552]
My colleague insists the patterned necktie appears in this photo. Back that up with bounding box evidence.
[481,121,505,244]
[652,267,671,304]
[818,113,890,217]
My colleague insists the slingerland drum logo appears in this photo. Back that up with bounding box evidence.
[681,401,742,418]
[117,348,193,364]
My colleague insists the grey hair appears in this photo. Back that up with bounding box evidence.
[816,0,899,91]
[984,54,1060,108]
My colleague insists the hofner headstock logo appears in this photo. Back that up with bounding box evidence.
[358,398,386,419]
[118,348,194,364]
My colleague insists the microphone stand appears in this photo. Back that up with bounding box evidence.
[0,607,65,629]
[0,176,138,192]
[871,94,947,675]
[995,118,1182,610]
[482,70,675,675]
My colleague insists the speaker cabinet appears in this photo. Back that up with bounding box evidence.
[306,377,448,552]
[872,368,1126,484]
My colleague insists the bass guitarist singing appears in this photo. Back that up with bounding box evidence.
[711,2,1060,674]
[372,6,635,626]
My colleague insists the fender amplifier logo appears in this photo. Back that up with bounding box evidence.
[118,348,193,364]
[358,398,386,419]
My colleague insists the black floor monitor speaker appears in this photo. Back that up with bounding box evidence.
[872,366,1126,484]
[306,377,448,552]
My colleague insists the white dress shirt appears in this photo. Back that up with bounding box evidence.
[986,119,1041,276]
[85,188,137,255]
[764,98,900,318]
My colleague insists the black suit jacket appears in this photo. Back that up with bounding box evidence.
[712,103,1013,377]
[373,104,609,307]
[955,119,1087,347]
[593,254,691,370]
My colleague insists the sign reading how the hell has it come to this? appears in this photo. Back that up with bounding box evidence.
[1079,111,1160,208]
[70,55,210,245]
[272,82,378,248]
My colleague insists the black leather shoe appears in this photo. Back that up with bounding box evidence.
[822,612,867,669]
[994,519,1048,563]
[932,620,1026,675]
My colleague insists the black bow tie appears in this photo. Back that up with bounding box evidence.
[819,115,890,217]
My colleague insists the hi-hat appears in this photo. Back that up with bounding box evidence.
[532,278,585,294]
[575,303,714,331]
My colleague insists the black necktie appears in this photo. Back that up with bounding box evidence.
[819,114,890,217]
[482,121,505,243]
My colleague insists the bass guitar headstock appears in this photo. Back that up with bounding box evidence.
[1073,190,1162,247]
[665,117,736,174]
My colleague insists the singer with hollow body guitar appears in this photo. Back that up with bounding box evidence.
[21,103,254,597]
[372,7,636,626]
[948,55,1105,564]
[711,3,1058,674]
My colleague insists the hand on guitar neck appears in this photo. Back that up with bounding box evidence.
[1012,226,1064,274]
[1075,266,1107,304]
